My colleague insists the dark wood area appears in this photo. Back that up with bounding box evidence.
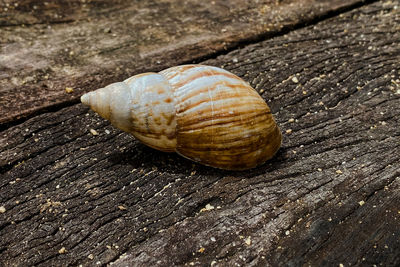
[0,0,365,125]
[1,0,399,266]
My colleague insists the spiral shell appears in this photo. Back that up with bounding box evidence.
[81,64,281,170]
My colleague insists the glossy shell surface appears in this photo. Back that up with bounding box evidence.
[81,64,281,170]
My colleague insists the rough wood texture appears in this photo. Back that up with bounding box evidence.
[0,0,365,125]
[1,0,400,266]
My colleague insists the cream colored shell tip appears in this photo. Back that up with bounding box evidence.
[81,64,281,170]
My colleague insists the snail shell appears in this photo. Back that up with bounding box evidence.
[81,64,281,170]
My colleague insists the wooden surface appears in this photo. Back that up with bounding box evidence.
[1,0,400,266]
[0,0,365,125]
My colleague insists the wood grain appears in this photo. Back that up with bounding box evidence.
[0,0,365,125]
[0,0,399,266]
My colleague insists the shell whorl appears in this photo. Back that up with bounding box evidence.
[81,64,281,170]
[161,65,281,170]
[81,73,177,152]
[80,82,134,133]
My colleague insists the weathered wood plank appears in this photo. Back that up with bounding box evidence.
[0,0,366,125]
[1,0,399,266]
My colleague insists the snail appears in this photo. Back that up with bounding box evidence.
[81,64,281,170]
